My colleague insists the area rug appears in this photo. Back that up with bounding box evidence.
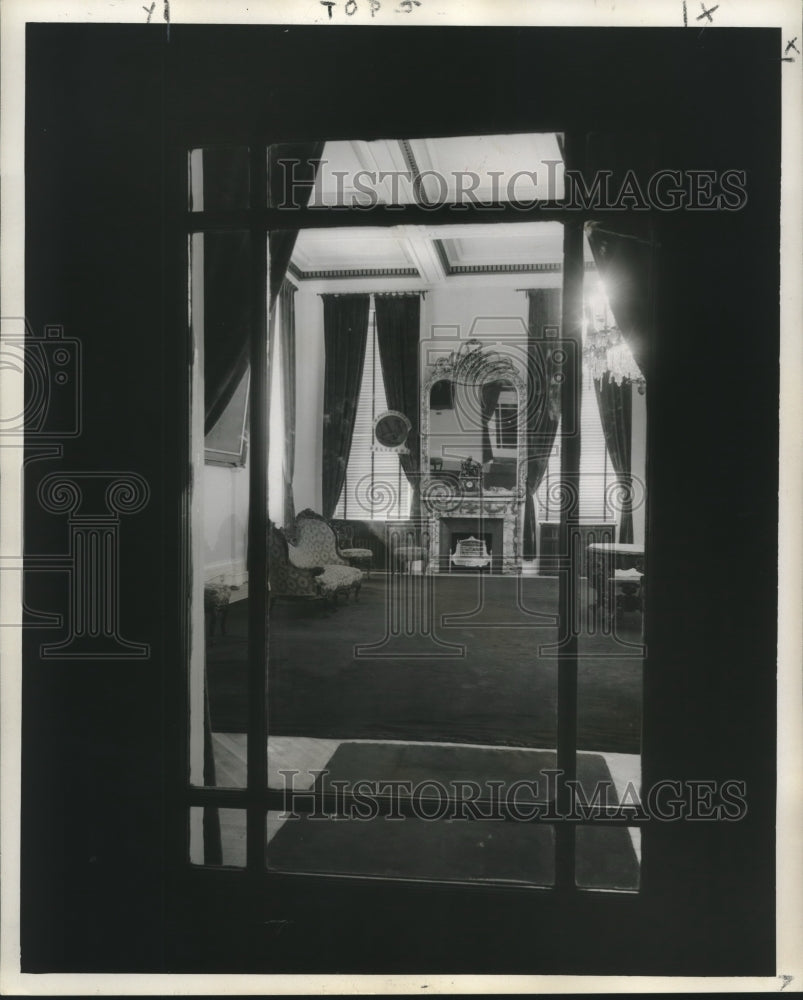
[316,741,620,807]
[266,741,639,889]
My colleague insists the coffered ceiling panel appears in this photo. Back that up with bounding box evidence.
[409,132,565,204]
[439,221,565,268]
[289,221,576,285]
[305,132,564,208]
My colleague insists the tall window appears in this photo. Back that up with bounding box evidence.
[333,297,412,521]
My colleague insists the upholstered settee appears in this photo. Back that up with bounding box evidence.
[268,523,326,607]
[284,510,364,602]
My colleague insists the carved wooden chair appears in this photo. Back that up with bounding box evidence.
[386,521,429,574]
[330,519,374,577]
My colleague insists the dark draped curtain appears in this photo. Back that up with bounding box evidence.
[480,380,505,465]
[279,280,297,527]
[322,295,371,518]
[594,373,634,543]
[203,230,252,435]
[375,294,422,517]
[201,142,322,863]
[204,142,324,434]
[523,289,562,559]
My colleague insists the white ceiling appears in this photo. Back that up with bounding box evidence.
[307,133,564,208]
[290,135,587,290]
[291,230,417,274]
[410,133,564,204]
[290,221,579,289]
[441,222,566,268]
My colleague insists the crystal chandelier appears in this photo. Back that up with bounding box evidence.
[583,323,646,392]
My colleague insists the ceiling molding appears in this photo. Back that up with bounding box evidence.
[291,266,420,281]
[432,238,562,275]
[449,262,564,274]
[397,139,429,207]
[433,239,452,275]
[395,224,447,283]
[353,139,416,204]
[430,239,597,276]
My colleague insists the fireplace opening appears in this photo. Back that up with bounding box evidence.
[439,517,504,574]
[448,531,494,573]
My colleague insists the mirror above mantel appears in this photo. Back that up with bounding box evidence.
[421,340,526,498]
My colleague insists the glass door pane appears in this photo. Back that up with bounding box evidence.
[575,230,647,884]
[263,217,567,887]
[188,231,252,802]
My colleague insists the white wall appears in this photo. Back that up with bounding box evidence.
[293,289,325,514]
[423,284,536,351]
[291,284,534,511]
[289,281,560,510]
[202,280,646,574]
[203,461,249,585]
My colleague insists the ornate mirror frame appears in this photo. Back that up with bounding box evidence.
[420,341,528,507]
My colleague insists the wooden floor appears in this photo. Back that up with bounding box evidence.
[211,733,642,869]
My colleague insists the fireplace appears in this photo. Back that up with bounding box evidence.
[423,494,523,575]
[439,517,504,574]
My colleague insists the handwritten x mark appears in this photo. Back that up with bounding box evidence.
[785,37,799,55]
[696,2,719,22]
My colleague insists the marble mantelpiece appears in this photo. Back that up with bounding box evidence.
[422,485,524,574]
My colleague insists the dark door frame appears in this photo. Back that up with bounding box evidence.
[22,23,779,976]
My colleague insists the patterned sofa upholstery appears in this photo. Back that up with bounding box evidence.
[286,509,364,602]
[268,523,326,606]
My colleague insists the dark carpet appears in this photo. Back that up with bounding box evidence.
[266,741,639,889]
[206,575,643,753]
